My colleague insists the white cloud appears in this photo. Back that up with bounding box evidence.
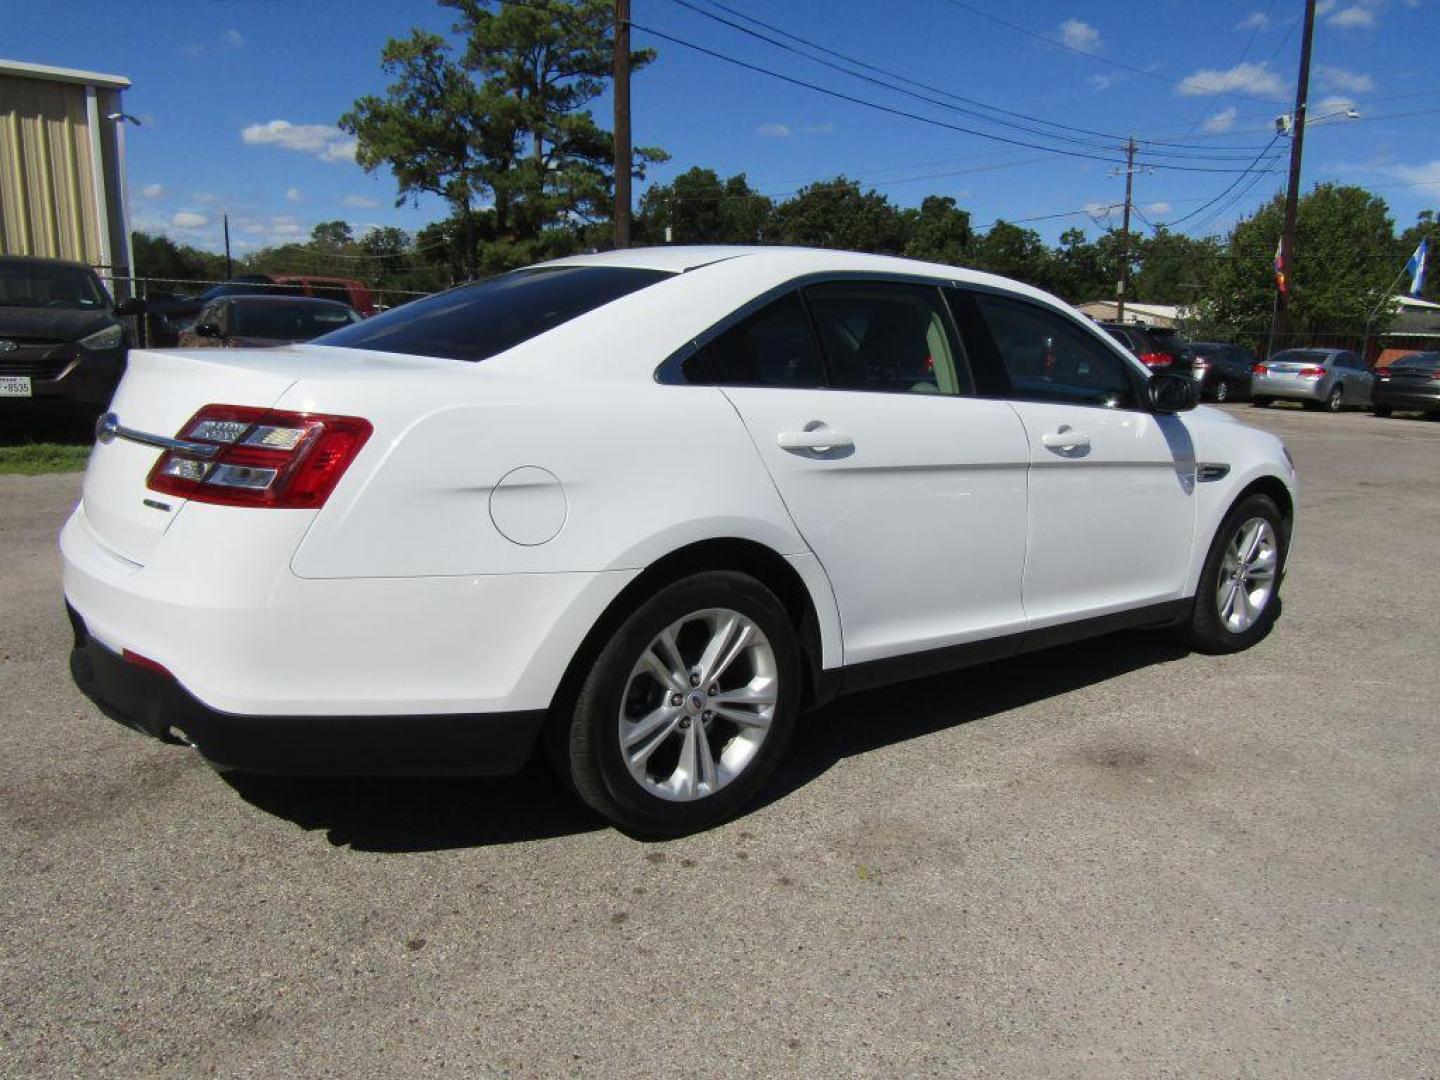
[1380,160,1440,186]
[223,29,244,48]
[193,192,218,204]
[1328,5,1376,27]
[285,187,302,204]
[341,194,380,209]
[236,214,305,242]
[1309,96,1359,125]
[241,120,356,163]
[171,211,207,229]
[756,123,792,138]
[140,183,165,199]
[1087,73,1115,91]
[1316,65,1375,93]
[1235,11,1270,30]
[800,122,835,135]
[1144,201,1172,216]
[1202,106,1238,133]
[1177,61,1285,98]
[1316,0,1338,13]
[1059,18,1102,53]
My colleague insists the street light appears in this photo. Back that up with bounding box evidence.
[1275,107,1359,135]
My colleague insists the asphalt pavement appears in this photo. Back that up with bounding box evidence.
[2,404,1437,1078]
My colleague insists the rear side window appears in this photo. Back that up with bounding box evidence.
[683,291,825,388]
[804,282,971,395]
[313,266,671,362]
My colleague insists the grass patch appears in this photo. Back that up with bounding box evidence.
[0,442,91,475]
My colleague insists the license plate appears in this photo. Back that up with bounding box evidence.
[0,376,32,398]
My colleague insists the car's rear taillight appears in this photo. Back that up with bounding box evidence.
[1139,352,1170,367]
[147,405,372,508]
[1252,364,1268,375]
[1298,366,1326,378]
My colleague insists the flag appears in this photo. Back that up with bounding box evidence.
[1404,238,1428,297]
[1274,238,1288,295]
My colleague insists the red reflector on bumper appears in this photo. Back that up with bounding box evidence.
[122,649,174,680]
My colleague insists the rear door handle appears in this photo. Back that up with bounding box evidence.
[1041,427,1090,452]
[777,426,854,453]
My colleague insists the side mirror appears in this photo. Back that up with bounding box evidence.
[114,297,147,317]
[1149,372,1198,414]
[194,322,221,339]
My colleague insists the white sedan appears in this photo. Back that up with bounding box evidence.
[63,246,1295,835]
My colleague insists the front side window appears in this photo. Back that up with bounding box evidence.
[958,292,1139,409]
[313,266,671,362]
[683,291,825,388]
[236,302,360,340]
[804,282,970,395]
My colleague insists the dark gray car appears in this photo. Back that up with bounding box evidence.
[1251,348,1374,412]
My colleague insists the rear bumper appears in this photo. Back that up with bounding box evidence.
[1371,386,1440,411]
[1251,377,1324,401]
[68,605,545,776]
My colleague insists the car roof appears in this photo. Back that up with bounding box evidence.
[536,244,1066,304]
[0,255,97,272]
[222,294,355,309]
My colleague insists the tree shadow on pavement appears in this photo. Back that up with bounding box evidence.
[224,628,1193,852]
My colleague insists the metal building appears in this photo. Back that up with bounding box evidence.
[0,59,134,288]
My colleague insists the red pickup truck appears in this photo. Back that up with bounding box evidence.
[270,275,376,317]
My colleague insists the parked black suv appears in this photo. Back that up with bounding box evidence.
[0,256,140,420]
[1098,321,1187,372]
[1184,341,1259,402]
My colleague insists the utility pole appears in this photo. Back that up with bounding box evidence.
[1116,136,1136,323]
[223,213,232,279]
[612,0,632,249]
[1274,0,1318,343]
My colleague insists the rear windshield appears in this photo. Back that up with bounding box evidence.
[0,264,108,310]
[234,302,359,340]
[1391,352,1440,370]
[1269,349,1329,364]
[312,266,672,362]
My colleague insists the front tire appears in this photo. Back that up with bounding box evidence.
[1180,494,1288,655]
[559,571,801,837]
[1326,385,1345,412]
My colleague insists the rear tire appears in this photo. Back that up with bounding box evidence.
[559,571,801,837]
[1180,494,1288,655]
[1252,397,1271,408]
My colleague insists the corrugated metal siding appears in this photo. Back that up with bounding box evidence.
[0,74,102,263]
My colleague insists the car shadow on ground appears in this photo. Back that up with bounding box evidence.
[224,627,1194,853]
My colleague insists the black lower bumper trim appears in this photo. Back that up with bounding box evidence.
[67,606,545,777]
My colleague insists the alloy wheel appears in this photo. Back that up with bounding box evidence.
[618,608,778,802]
[1216,517,1279,633]
[1214,381,1229,402]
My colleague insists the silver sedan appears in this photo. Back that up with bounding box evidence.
[1251,348,1374,411]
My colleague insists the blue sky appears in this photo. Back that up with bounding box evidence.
[8,0,1438,256]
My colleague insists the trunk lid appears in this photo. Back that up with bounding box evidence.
[82,348,300,565]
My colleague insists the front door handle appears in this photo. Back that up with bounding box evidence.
[778,426,854,453]
[1041,426,1090,452]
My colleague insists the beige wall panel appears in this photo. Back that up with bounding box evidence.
[0,74,101,263]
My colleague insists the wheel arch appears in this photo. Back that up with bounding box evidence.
[547,538,840,723]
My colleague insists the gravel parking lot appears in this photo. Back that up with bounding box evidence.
[2,404,1437,1078]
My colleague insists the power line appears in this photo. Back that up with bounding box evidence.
[934,0,1291,106]
[629,21,1287,174]
[676,0,1272,159]
[1160,135,1284,229]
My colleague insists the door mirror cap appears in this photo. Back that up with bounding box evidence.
[1149,372,1198,413]
[114,297,147,317]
